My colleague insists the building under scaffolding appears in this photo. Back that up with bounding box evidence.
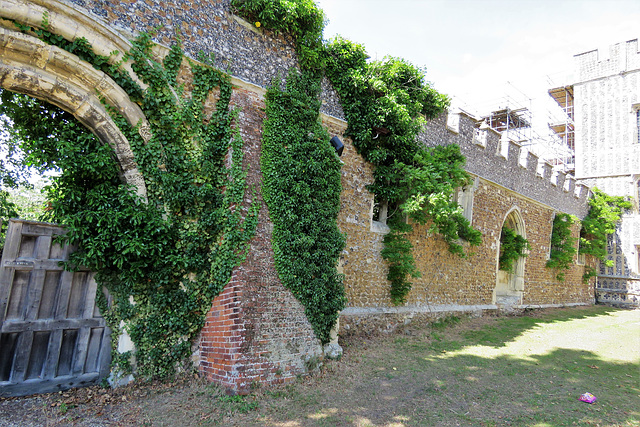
[481,106,532,144]
[547,85,575,173]
[458,84,576,174]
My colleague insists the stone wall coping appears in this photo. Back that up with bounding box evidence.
[341,304,498,316]
[574,38,640,83]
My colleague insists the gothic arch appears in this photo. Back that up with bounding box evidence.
[494,206,527,309]
[0,1,148,196]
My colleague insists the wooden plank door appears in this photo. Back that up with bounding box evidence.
[0,219,111,397]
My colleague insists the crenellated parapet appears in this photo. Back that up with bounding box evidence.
[421,110,591,218]
[574,38,640,82]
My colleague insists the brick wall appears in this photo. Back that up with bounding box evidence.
[196,84,323,393]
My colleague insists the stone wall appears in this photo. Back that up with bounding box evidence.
[196,83,323,392]
[63,0,345,119]
[1,0,328,392]
[573,39,640,179]
[336,110,595,334]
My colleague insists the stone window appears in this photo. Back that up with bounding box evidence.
[372,199,388,224]
[637,109,640,144]
[633,104,640,145]
[637,178,640,213]
[371,199,390,233]
[456,177,478,222]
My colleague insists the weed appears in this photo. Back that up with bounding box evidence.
[431,315,461,330]
[217,395,259,414]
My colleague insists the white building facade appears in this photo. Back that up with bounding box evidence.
[550,39,640,306]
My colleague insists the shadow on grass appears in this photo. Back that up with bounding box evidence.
[242,306,638,427]
[253,347,639,427]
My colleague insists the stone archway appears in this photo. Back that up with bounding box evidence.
[0,2,148,197]
[494,207,526,310]
[0,2,153,388]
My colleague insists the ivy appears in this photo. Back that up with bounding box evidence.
[499,227,530,273]
[381,218,419,305]
[545,213,577,281]
[261,69,345,344]
[230,0,327,70]
[324,37,481,304]
[4,20,258,378]
[232,1,480,306]
[579,188,632,283]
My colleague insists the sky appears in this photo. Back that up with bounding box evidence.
[315,0,640,148]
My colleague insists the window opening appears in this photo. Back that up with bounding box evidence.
[637,109,640,144]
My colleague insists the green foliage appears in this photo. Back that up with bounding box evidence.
[545,213,577,281]
[5,22,257,378]
[0,190,18,251]
[325,37,480,304]
[580,188,632,282]
[381,217,419,305]
[261,69,345,344]
[5,180,48,220]
[231,0,480,306]
[499,227,530,273]
[230,0,327,70]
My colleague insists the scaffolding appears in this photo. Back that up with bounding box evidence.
[547,85,575,173]
[456,80,576,175]
[481,106,532,144]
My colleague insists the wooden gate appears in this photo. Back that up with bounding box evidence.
[0,219,111,397]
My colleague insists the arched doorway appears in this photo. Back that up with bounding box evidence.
[0,5,149,395]
[494,208,527,309]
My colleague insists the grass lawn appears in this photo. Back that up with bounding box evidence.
[233,305,640,427]
[1,305,638,426]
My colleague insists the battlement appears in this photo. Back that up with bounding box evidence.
[574,38,640,82]
[421,110,591,218]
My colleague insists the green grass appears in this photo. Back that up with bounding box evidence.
[242,306,640,426]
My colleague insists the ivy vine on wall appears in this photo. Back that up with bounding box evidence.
[498,227,530,273]
[324,37,482,304]
[545,213,577,281]
[4,18,258,378]
[231,0,483,306]
[579,188,632,283]
[230,0,326,70]
[261,70,346,344]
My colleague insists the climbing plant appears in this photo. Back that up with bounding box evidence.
[580,188,632,283]
[545,213,577,281]
[324,37,482,304]
[232,0,484,305]
[261,69,345,344]
[499,227,530,273]
[5,19,258,378]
